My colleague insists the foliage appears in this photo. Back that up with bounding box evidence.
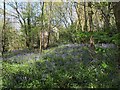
[2,45,119,88]
[59,24,80,44]
[76,30,119,45]
[59,25,119,45]
[93,31,111,43]
[111,33,120,46]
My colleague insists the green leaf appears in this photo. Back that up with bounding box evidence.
[101,62,108,69]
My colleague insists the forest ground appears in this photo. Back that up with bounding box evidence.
[1,43,120,88]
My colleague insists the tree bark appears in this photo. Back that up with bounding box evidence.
[101,3,111,30]
[40,2,45,52]
[2,0,6,58]
[74,2,82,31]
[47,2,52,48]
[112,2,120,69]
[27,2,31,49]
[113,2,120,32]
[88,2,93,32]
[83,2,88,31]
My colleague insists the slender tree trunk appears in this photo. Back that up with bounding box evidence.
[27,2,31,49]
[87,3,95,49]
[40,2,45,52]
[106,2,111,29]
[83,2,87,31]
[47,31,50,48]
[104,3,111,30]
[74,2,82,31]
[89,17,95,54]
[40,32,42,52]
[2,0,6,59]
[88,2,93,32]
[47,2,52,48]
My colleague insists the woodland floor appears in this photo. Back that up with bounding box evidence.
[1,43,120,88]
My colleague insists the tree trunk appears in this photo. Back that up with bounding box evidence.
[112,2,120,68]
[2,0,6,58]
[101,3,111,30]
[88,3,95,49]
[83,2,88,31]
[74,2,82,31]
[27,2,31,49]
[47,2,52,48]
[113,2,120,32]
[39,2,45,52]
[88,2,93,32]
[40,31,42,52]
